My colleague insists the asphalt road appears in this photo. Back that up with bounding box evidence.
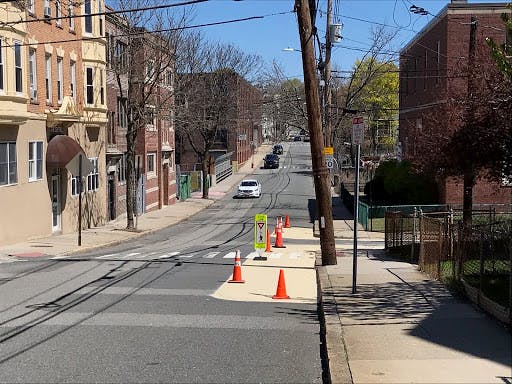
[0,142,325,383]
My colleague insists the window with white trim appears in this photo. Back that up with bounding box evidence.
[29,48,37,102]
[27,0,34,14]
[117,155,126,183]
[14,41,22,94]
[71,175,79,196]
[146,153,155,174]
[84,0,92,34]
[0,142,17,186]
[100,69,104,105]
[145,106,156,130]
[55,0,62,26]
[57,57,63,104]
[68,0,74,30]
[118,97,128,128]
[28,141,43,181]
[86,67,94,104]
[45,54,52,102]
[87,157,99,191]
[70,60,76,101]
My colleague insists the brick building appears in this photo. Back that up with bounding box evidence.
[176,71,262,173]
[105,11,176,218]
[0,0,107,246]
[399,0,511,205]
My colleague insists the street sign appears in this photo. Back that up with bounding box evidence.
[324,146,334,155]
[254,214,267,250]
[326,157,334,169]
[352,116,364,145]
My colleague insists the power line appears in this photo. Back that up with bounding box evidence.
[3,0,208,26]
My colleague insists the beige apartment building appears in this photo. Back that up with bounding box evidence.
[0,1,107,246]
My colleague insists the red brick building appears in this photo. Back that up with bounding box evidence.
[176,71,262,173]
[399,1,511,205]
[105,11,176,218]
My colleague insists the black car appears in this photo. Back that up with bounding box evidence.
[272,144,283,155]
[264,154,280,169]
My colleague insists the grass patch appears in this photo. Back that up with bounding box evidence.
[464,273,511,308]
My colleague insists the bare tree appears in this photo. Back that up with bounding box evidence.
[174,36,263,198]
[108,0,187,230]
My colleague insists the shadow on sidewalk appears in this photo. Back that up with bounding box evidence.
[332,252,512,368]
[307,196,353,223]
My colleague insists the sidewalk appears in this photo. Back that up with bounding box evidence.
[0,145,271,261]
[318,198,512,384]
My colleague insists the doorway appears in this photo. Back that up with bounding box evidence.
[51,175,61,232]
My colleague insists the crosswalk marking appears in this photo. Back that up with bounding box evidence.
[179,252,197,258]
[158,251,180,259]
[223,252,236,259]
[89,250,301,261]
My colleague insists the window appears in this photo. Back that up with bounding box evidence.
[44,0,51,18]
[0,39,3,91]
[117,155,126,183]
[57,57,63,103]
[86,67,94,104]
[70,60,76,101]
[84,0,92,34]
[114,40,127,69]
[100,69,104,105]
[14,41,22,94]
[55,0,62,26]
[28,141,43,181]
[117,97,128,128]
[146,153,155,174]
[0,142,17,186]
[29,48,37,102]
[71,174,80,196]
[146,107,156,130]
[45,54,52,102]
[107,111,116,144]
[145,60,154,81]
[87,157,99,191]
[68,0,74,30]
[98,1,103,36]
[27,0,34,14]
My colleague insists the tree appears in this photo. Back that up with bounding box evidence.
[330,26,399,164]
[174,36,262,198]
[486,4,512,81]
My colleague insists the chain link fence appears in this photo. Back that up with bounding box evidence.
[385,208,511,325]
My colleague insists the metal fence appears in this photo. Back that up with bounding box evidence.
[385,209,512,324]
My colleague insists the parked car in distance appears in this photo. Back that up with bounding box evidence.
[293,136,302,141]
[236,179,261,198]
[263,154,280,169]
[272,144,283,155]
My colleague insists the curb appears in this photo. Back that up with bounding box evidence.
[316,254,353,384]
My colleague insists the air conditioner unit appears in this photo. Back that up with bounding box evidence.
[30,88,37,101]
[44,6,51,17]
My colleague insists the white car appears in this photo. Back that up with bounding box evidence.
[237,179,261,198]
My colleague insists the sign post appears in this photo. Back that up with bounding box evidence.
[351,116,364,294]
[254,214,268,261]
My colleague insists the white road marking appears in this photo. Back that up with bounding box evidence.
[203,252,220,258]
[96,254,118,259]
[223,252,236,259]
[179,252,197,258]
[245,251,259,259]
[123,252,141,259]
[269,252,281,259]
[158,251,180,259]
[289,252,301,259]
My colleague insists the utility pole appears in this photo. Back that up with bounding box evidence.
[323,0,333,147]
[296,0,337,265]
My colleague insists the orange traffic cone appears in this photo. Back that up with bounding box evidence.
[272,269,290,299]
[265,228,273,252]
[274,224,286,248]
[284,214,291,228]
[228,250,245,283]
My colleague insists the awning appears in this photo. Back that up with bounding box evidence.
[46,135,95,175]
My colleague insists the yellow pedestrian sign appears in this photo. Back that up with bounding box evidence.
[254,214,267,250]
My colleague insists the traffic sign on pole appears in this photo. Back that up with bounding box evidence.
[352,116,364,145]
[254,214,267,249]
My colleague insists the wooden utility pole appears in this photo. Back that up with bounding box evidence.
[323,0,333,147]
[296,0,337,265]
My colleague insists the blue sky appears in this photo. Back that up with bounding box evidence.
[188,0,500,79]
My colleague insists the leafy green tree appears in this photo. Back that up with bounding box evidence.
[486,4,512,80]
